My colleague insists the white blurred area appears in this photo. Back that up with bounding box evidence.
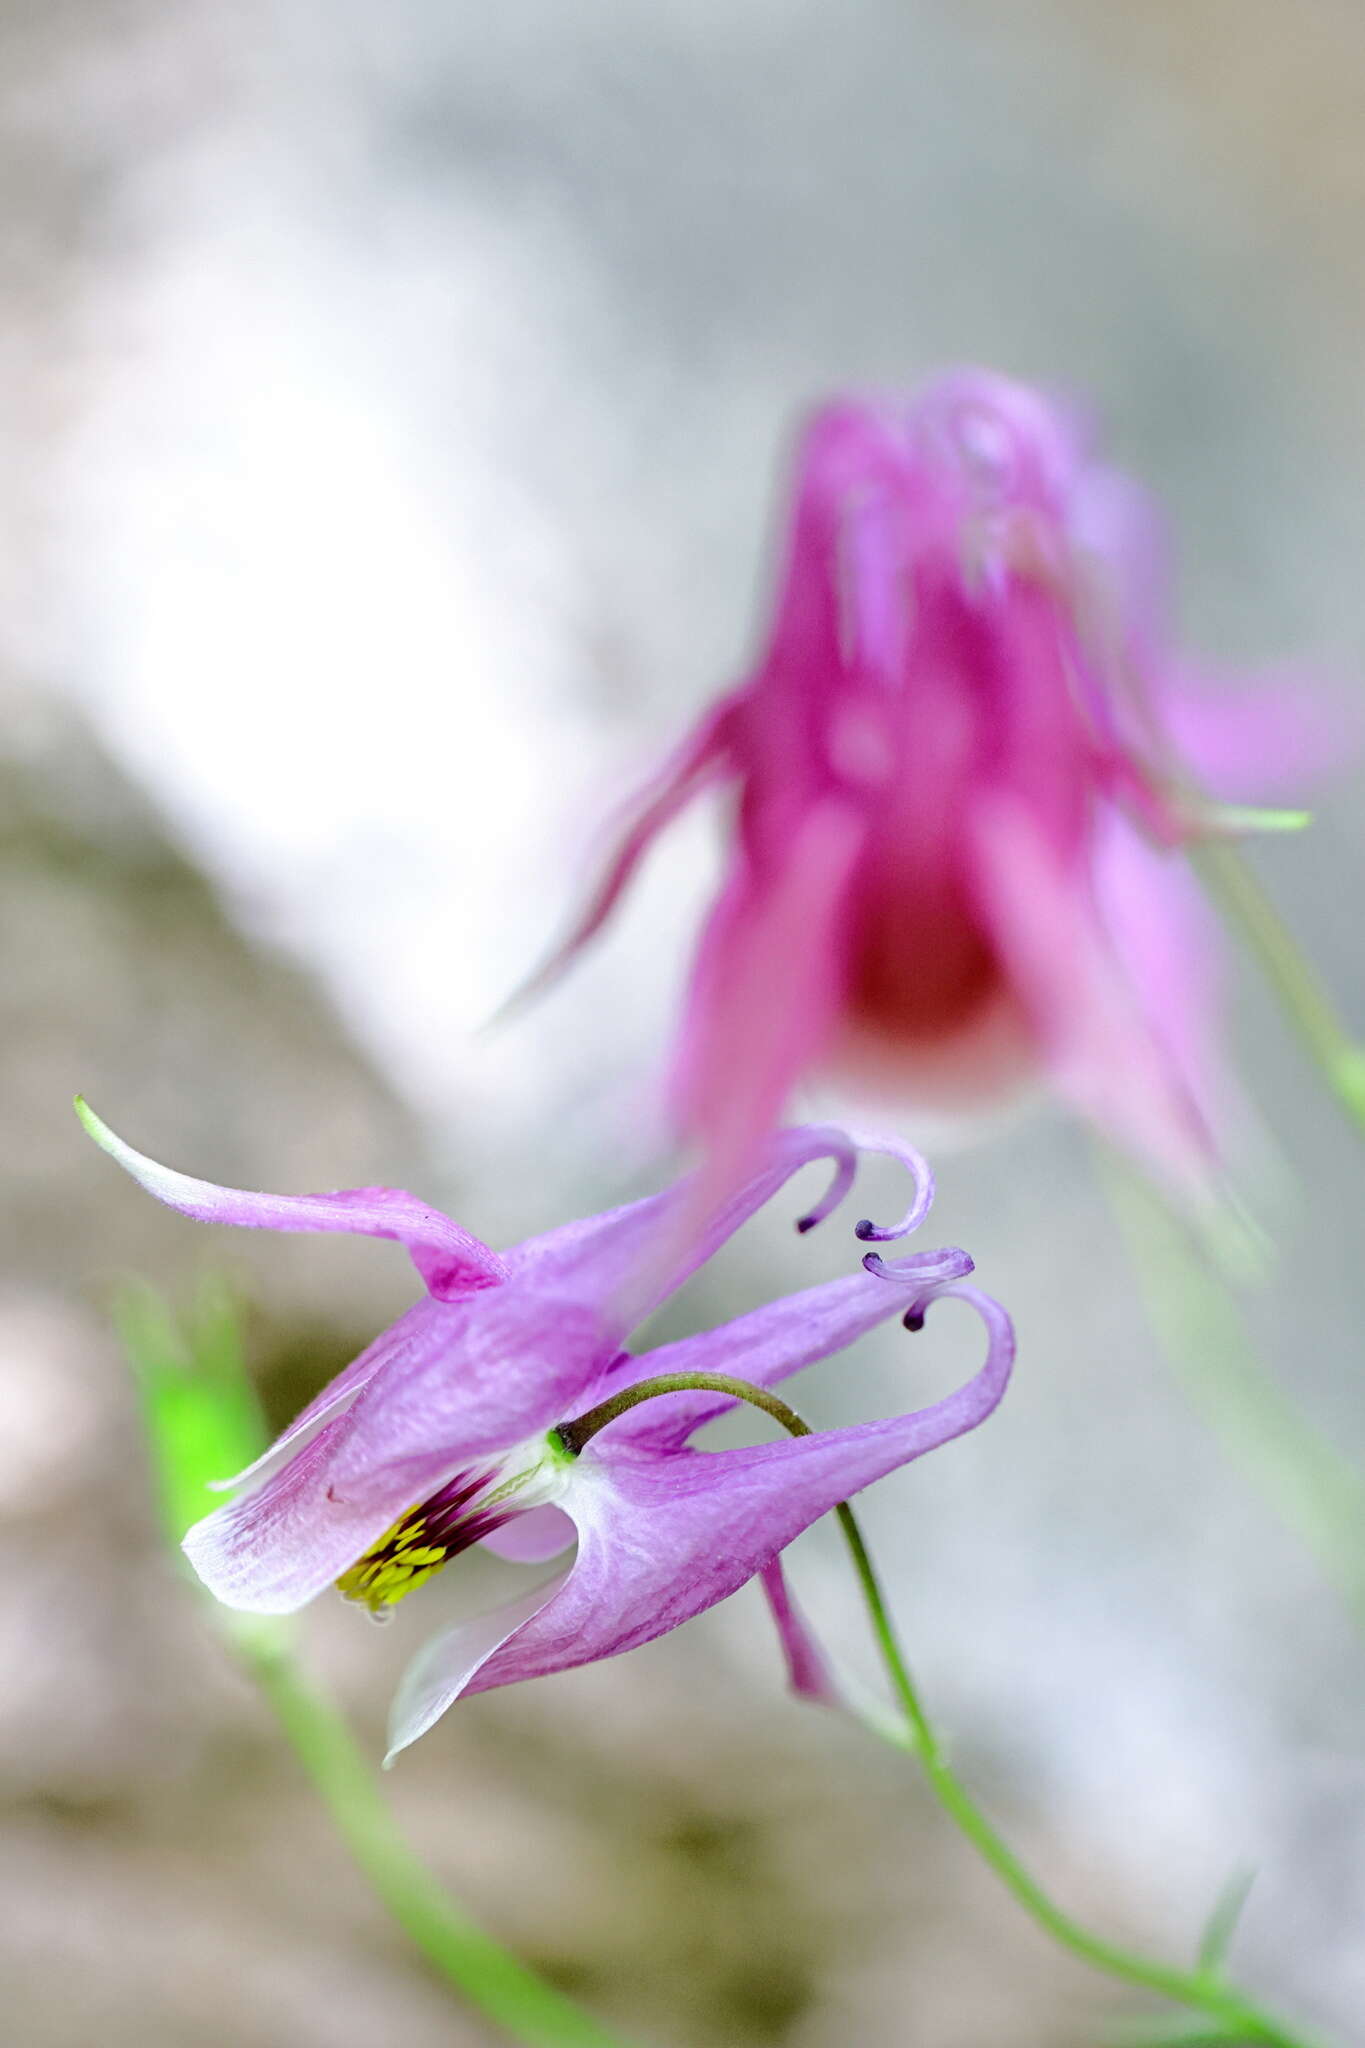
[8,3,1365,2042]
[52,123,703,1206]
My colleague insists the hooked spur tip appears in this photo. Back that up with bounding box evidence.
[861,1246,976,1285]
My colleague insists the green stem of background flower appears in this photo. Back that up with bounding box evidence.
[1103,1159,1365,1637]
[1194,839,1365,1137]
[569,1370,1320,2047]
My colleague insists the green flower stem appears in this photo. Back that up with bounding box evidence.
[565,1372,1319,2046]
[834,1500,1312,2048]
[1104,1161,1365,1635]
[1193,838,1365,1135]
[233,1622,629,2048]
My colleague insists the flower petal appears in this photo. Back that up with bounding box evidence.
[504,1122,912,1342]
[75,1100,507,1300]
[514,698,738,1005]
[668,799,867,1200]
[211,1295,455,1493]
[455,1284,1012,1703]
[1163,670,1356,803]
[598,1252,972,1453]
[183,1411,471,1613]
[1088,808,1230,1163]
[184,1286,608,1613]
[967,794,1215,1197]
[386,1571,573,1764]
[478,1505,575,1563]
[759,1557,839,1707]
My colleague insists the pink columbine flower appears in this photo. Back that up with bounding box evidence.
[539,370,1329,1198]
[77,1100,1011,1760]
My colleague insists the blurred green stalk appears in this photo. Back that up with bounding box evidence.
[114,1279,630,2048]
[1194,838,1365,1136]
[236,1627,622,2048]
[1102,1165,1365,1632]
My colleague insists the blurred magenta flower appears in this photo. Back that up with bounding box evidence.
[540,370,1329,1199]
[77,1100,1010,1758]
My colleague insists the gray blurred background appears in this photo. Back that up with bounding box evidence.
[5,3,1365,2042]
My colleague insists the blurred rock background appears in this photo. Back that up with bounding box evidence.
[4,3,1365,2042]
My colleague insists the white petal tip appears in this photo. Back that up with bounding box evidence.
[73,1094,113,1149]
[73,1097,162,1190]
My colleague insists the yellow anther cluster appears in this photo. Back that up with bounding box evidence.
[335,1509,451,1612]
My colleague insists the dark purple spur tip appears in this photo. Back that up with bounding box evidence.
[902,1308,925,1333]
[795,1215,819,1234]
[842,1133,936,1244]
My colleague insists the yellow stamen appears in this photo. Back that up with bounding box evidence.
[335,1509,452,1613]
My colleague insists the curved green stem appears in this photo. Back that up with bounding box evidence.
[834,1504,1310,2047]
[555,1370,807,1452]
[1194,839,1365,1137]
[566,1372,1320,2046]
